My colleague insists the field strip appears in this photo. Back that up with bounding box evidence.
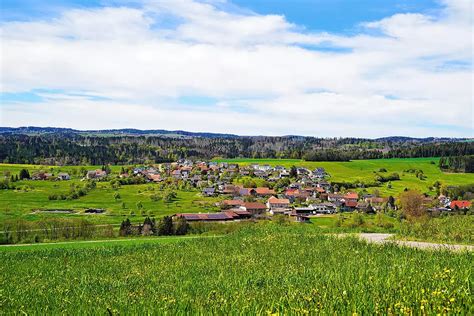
[0,235,223,248]
[357,233,474,251]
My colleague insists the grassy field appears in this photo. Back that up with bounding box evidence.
[0,235,222,252]
[0,164,222,225]
[1,224,472,314]
[215,157,474,196]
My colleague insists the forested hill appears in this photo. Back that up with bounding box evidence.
[0,127,468,142]
[0,127,239,138]
[0,127,472,165]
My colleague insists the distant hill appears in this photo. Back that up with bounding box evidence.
[0,126,470,142]
[0,127,239,139]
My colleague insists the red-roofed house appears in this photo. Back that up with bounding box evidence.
[344,192,359,201]
[147,174,162,182]
[343,200,358,211]
[221,200,245,208]
[267,196,291,215]
[255,187,276,196]
[450,200,472,210]
[241,202,267,215]
[266,196,290,209]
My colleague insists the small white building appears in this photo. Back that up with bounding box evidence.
[57,173,70,181]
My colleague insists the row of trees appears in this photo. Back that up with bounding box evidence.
[0,218,114,244]
[119,216,189,236]
[439,155,474,173]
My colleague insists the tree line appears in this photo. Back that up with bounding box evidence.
[1,133,473,164]
[119,216,189,236]
[439,155,474,173]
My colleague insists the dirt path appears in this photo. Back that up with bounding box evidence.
[358,233,474,251]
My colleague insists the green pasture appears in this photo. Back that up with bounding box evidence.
[0,167,222,224]
[215,157,474,195]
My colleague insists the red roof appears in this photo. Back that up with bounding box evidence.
[222,200,245,206]
[255,187,276,195]
[344,192,358,200]
[243,202,267,210]
[267,196,290,205]
[450,200,471,209]
[147,174,161,181]
[285,189,309,197]
[366,197,385,204]
[344,200,358,207]
[224,210,251,217]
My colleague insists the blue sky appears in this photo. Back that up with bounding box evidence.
[2,0,441,32]
[1,0,472,137]
[233,0,442,33]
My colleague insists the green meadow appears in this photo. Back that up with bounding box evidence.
[1,224,472,314]
[0,182,220,225]
[0,163,222,225]
[215,157,474,196]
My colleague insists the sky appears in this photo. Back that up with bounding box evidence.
[0,0,472,137]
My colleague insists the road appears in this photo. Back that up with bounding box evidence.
[358,233,474,251]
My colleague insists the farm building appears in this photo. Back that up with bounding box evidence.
[57,173,70,180]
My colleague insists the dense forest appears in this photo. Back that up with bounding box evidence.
[0,129,472,165]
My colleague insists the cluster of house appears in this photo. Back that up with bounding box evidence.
[86,169,107,180]
[176,192,472,223]
[428,195,472,213]
[25,159,472,222]
[150,160,327,185]
[31,171,71,181]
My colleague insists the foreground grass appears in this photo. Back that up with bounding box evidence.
[1,224,472,314]
[397,215,474,245]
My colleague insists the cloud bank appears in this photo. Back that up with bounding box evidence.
[1,0,472,137]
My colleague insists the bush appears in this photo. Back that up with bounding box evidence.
[398,215,474,244]
[175,218,190,235]
[350,213,364,227]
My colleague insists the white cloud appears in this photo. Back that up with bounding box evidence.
[0,0,472,137]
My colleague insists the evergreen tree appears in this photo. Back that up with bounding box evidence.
[289,166,297,178]
[19,168,30,180]
[387,196,395,208]
[157,216,174,235]
[119,218,132,236]
[175,218,189,235]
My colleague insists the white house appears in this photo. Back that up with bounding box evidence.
[57,173,70,181]
[309,203,336,214]
[267,196,290,214]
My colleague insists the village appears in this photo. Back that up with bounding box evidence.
[28,158,471,224]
